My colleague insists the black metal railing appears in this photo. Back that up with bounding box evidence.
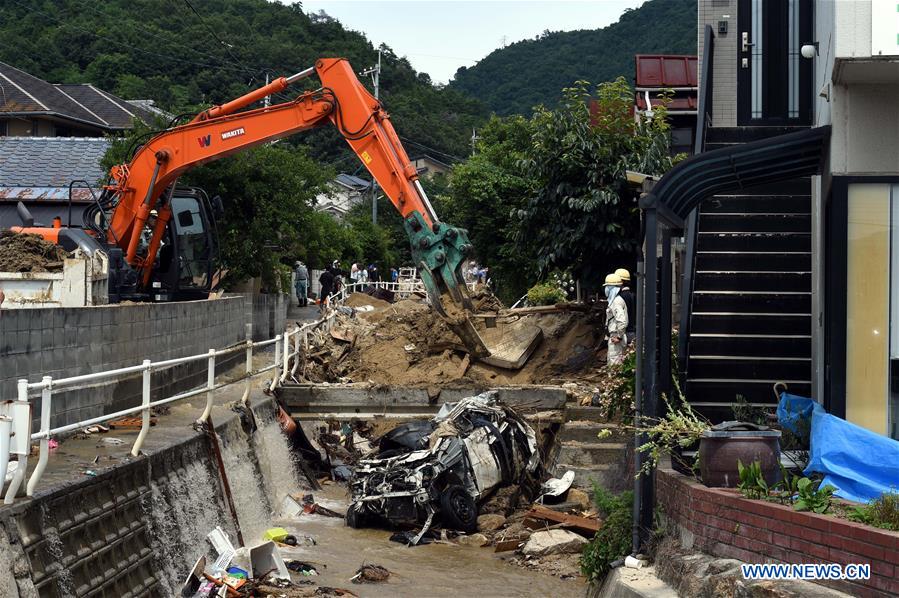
[677,24,714,378]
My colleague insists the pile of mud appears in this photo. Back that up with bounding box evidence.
[298,292,604,386]
[0,232,68,273]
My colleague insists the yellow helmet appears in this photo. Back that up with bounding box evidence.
[614,268,631,282]
[604,273,623,286]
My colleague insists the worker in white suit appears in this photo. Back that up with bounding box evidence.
[604,273,629,365]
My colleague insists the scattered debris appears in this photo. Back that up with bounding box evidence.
[524,504,601,537]
[350,564,390,584]
[456,533,490,547]
[109,416,157,429]
[477,513,507,531]
[522,529,588,556]
[284,561,319,576]
[100,437,125,446]
[346,392,541,540]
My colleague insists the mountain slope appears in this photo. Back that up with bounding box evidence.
[451,0,697,116]
[0,0,486,160]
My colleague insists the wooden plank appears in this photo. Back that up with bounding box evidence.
[494,539,523,553]
[525,505,601,535]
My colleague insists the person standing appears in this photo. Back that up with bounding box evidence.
[294,261,309,307]
[615,268,636,345]
[604,273,628,365]
[318,266,335,312]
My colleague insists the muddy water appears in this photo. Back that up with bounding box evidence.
[269,485,585,598]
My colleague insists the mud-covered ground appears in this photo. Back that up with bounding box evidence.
[298,293,605,387]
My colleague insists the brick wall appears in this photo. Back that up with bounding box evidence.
[0,294,289,429]
[657,468,899,596]
[698,0,738,126]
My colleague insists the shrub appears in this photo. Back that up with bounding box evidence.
[850,490,899,531]
[580,484,633,581]
[526,282,566,306]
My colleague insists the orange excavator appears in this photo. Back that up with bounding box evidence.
[10,58,473,317]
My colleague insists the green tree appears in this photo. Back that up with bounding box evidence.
[516,78,677,288]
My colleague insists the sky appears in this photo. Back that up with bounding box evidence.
[298,1,645,84]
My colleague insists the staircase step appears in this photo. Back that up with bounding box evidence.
[696,252,811,271]
[701,195,810,214]
[557,442,629,467]
[551,463,630,492]
[565,405,611,422]
[559,421,629,443]
[699,213,810,232]
[685,379,812,410]
[697,232,811,252]
[687,356,811,380]
[693,270,810,292]
[692,291,811,313]
[689,313,810,335]
[687,333,811,357]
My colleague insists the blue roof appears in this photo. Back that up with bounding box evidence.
[334,173,371,190]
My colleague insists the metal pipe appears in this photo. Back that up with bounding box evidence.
[632,257,645,555]
[286,66,316,84]
[26,376,52,496]
[198,349,216,423]
[241,323,253,406]
[205,413,244,546]
[414,179,440,224]
[0,415,11,497]
[5,380,30,504]
[132,360,152,457]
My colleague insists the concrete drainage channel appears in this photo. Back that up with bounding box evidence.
[0,396,303,597]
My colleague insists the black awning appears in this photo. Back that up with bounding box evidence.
[640,125,831,220]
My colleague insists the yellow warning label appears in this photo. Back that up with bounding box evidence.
[361,151,373,165]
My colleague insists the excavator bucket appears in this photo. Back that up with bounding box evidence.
[405,212,540,369]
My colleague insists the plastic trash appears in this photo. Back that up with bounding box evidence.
[263,527,290,542]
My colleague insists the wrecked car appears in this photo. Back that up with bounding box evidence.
[346,392,541,537]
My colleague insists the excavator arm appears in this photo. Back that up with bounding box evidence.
[106,58,474,317]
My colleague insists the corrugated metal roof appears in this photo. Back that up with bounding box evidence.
[335,173,371,189]
[635,55,698,88]
[57,84,155,128]
[0,136,111,189]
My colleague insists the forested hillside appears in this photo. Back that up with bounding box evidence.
[0,0,486,161]
[451,0,697,116]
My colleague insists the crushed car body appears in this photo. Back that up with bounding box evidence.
[346,392,541,540]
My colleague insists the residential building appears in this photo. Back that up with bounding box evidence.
[314,173,371,219]
[410,154,451,178]
[633,54,699,155]
[0,61,154,137]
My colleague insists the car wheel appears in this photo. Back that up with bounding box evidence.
[439,484,478,532]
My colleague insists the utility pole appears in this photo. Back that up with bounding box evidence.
[263,72,270,108]
[470,128,480,156]
[360,50,382,223]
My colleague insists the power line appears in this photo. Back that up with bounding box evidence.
[397,136,464,163]
[181,0,259,81]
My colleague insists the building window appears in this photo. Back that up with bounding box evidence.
[845,183,899,439]
[750,0,763,119]
[0,120,6,136]
[787,0,800,118]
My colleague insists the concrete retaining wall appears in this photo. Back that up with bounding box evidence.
[0,396,299,597]
[0,294,289,430]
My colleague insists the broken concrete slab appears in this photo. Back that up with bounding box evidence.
[522,529,588,556]
[594,567,678,598]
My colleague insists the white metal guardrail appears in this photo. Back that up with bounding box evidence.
[0,311,342,505]
[0,281,430,505]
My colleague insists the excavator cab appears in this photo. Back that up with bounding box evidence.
[145,187,219,301]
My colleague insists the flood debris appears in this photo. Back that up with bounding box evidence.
[345,391,541,542]
[349,564,390,584]
[0,231,68,273]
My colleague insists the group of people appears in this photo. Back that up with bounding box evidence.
[293,260,398,312]
[603,267,636,365]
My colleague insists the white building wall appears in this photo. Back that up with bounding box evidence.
[834,0,872,59]
[831,83,899,174]
[698,0,738,127]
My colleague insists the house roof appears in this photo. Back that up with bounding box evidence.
[334,173,371,190]
[0,136,111,200]
[0,61,153,129]
[635,55,698,88]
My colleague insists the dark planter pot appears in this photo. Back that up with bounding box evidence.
[698,424,781,488]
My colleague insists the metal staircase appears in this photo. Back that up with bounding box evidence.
[682,127,813,422]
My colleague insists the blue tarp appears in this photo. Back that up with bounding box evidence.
[777,393,899,503]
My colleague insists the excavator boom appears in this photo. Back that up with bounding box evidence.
[107,58,473,317]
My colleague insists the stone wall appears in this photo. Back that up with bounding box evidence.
[0,294,289,429]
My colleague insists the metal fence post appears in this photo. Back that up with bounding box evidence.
[198,349,216,422]
[131,360,152,457]
[25,376,52,496]
[274,334,282,371]
[281,329,290,380]
[241,324,253,406]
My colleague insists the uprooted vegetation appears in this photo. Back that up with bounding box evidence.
[295,292,606,387]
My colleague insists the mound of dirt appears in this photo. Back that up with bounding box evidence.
[0,232,68,273]
[344,292,392,310]
[298,295,604,386]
